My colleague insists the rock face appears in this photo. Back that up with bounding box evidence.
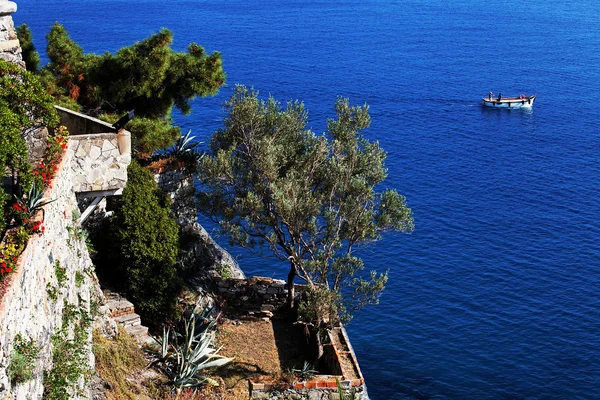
[154,167,245,280]
[0,1,23,68]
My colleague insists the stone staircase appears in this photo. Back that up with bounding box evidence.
[104,291,152,343]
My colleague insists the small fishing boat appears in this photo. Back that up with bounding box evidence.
[482,93,536,109]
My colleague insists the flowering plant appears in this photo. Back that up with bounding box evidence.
[33,125,68,188]
[0,227,28,278]
[0,126,68,282]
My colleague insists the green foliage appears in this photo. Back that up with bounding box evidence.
[42,24,225,154]
[46,284,58,302]
[44,303,92,400]
[8,333,40,384]
[87,29,225,117]
[216,264,233,279]
[16,24,40,73]
[198,85,414,322]
[0,60,60,234]
[12,181,56,223]
[171,129,202,156]
[55,261,67,287]
[75,271,84,288]
[336,378,357,400]
[297,286,339,326]
[45,23,90,106]
[108,160,181,326]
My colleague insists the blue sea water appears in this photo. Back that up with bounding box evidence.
[15,0,600,398]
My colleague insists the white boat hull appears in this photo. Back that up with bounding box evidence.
[482,94,536,109]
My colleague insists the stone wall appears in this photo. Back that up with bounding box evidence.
[70,133,130,192]
[214,276,303,316]
[0,1,23,68]
[0,147,102,398]
[56,106,131,193]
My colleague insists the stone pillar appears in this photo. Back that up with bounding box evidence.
[0,1,23,68]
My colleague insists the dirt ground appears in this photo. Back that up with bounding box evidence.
[212,315,306,399]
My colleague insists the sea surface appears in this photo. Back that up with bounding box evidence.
[15,1,600,398]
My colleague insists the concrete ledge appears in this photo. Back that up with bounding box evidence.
[55,105,116,135]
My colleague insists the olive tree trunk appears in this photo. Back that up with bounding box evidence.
[287,263,296,309]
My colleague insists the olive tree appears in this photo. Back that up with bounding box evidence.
[198,85,413,323]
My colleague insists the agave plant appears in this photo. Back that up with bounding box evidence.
[13,181,56,220]
[153,306,232,390]
[292,361,318,380]
[171,130,202,156]
[172,315,232,388]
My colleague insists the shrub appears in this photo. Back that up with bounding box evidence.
[0,60,59,236]
[16,24,40,73]
[108,160,181,326]
[8,333,39,384]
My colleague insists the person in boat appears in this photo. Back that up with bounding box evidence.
[489,92,493,100]
[520,94,526,99]
[497,93,502,101]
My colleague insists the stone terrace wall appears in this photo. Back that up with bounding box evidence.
[0,147,101,397]
[0,1,23,68]
[215,276,305,316]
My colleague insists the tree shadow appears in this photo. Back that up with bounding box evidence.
[271,311,310,373]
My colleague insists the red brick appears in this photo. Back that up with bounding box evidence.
[293,382,304,389]
[305,381,317,389]
[326,380,338,388]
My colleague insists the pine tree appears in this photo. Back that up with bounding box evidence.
[43,23,225,154]
[109,160,182,326]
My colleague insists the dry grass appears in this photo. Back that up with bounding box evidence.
[93,326,167,399]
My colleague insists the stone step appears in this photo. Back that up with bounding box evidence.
[126,324,148,337]
[114,313,141,327]
[106,298,135,318]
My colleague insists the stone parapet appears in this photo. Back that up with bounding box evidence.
[55,106,131,193]
[69,133,130,192]
[0,1,23,68]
